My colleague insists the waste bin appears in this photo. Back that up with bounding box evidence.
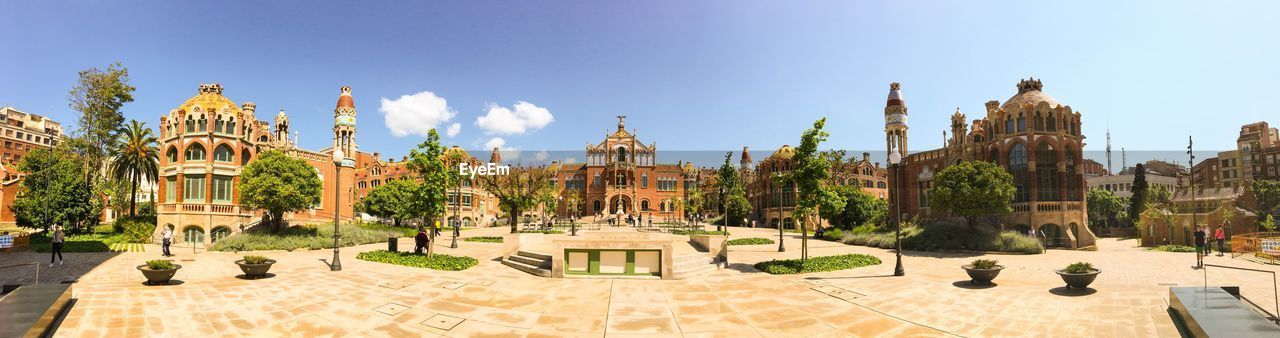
[388,237,398,252]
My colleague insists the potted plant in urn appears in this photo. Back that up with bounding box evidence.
[1055,261,1100,289]
[962,259,1004,285]
[235,255,276,279]
[138,259,181,285]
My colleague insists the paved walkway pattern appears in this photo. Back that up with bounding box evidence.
[2,226,1279,337]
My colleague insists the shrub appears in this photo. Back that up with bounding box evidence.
[517,230,565,234]
[117,216,157,243]
[242,255,271,264]
[819,228,844,241]
[1064,261,1095,274]
[849,223,880,234]
[839,223,1044,254]
[145,259,175,270]
[969,259,1000,269]
[210,222,406,252]
[464,236,503,243]
[1150,245,1196,253]
[671,230,729,236]
[356,250,478,271]
[753,254,882,274]
[727,237,774,245]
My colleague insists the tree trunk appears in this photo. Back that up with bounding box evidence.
[271,211,285,232]
[509,206,519,234]
[129,171,139,218]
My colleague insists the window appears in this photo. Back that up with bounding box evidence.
[197,114,207,132]
[165,177,176,202]
[593,200,602,212]
[185,116,195,132]
[592,173,601,187]
[215,116,225,134]
[214,145,234,162]
[1036,143,1058,201]
[1046,113,1057,131]
[185,144,206,161]
[863,180,874,188]
[641,174,649,188]
[919,181,932,207]
[1017,113,1026,132]
[461,194,472,207]
[549,178,558,189]
[877,181,886,189]
[641,200,650,211]
[1009,144,1029,202]
[184,175,206,201]
[211,175,233,202]
[1004,117,1013,134]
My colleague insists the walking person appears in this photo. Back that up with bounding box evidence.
[49,225,65,267]
[1193,225,1206,268]
[161,228,173,257]
[1215,225,1227,257]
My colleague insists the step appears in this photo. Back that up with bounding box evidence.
[502,258,551,277]
[675,257,714,270]
[674,262,721,279]
[507,255,550,268]
[516,250,552,261]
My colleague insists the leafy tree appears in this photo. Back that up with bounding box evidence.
[238,150,323,231]
[777,118,843,260]
[1261,214,1277,232]
[715,152,752,229]
[406,130,455,254]
[68,62,135,197]
[1128,163,1149,224]
[1250,179,1280,221]
[138,201,156,218]
[928,160,1016,229]
[109,119,159,217]
[539,183,559,222]
[682,186,704,226]
[358,179,420,227]
[1087,188,1125,228]
[476,166,552,233]
[12,148,97,232]
[563,190,581,218]
[1146,184,1171,211]
[821,185,886,230]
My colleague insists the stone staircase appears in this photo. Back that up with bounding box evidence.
[502,250,552,277]
[673,252,724,279]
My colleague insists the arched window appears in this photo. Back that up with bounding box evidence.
[227,119,236,135]
[615,172,626,186]
[988,148,1000,164]
[1046,112,1057,131]
[641,199,650,211]
[1009,144,1029,202]
[166,147,178,163]
[1034,112,1044,131]
[213,145,234,162]
[215,116,226,134]
[1016,113,1026,132]
[1065,149,1081,201]
[641,174,649,188]
[616,146,627,162]
[1036,143,1059,201]
[877,181,886,189]
[1004,116,1014,134]
[197,114,208,132]
[863,180,874,188]
[185,144,206,161]
[185,115,195,133]
[242,148,251,164]
[593,200,602,212]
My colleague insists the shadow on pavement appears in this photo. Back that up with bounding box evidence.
[951,280,998,289]
[0,252,123,286]
[235,273,277,280]
[1048,286,1097,296]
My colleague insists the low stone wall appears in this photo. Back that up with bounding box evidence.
[549,231,677,279]
[501,233,551,259]
[689,234,728,262]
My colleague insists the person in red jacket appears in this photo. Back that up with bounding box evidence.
[1214,226,1227,257]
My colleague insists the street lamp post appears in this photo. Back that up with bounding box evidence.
[451,176,461,249]
[889,148,904,277]
[775,173,785,253]
[331,148,345,272]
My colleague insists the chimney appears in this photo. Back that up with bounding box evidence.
[862,152,870,162]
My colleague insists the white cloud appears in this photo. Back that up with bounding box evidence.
[484,137,520,161]
[446,123,461,137]
[379,91,456,137]
[475,101,554,135]
[484,137,507,150]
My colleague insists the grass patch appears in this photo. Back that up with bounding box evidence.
[30,232,126,252]
[727,237,775,245]
[356,250,478,271]
[463,236,504,243]
[210,222,409,252]
[671,229,730,236]
[753,254,882,274]
[517,230,564,234]
[839,224,1044,254]
[1150,245,1197,253]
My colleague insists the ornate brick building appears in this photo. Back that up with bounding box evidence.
[885,79,1097,249]
[746,148,887,229]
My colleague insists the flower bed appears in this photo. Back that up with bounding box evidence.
[356,250,478,271]
[753,254,881,274]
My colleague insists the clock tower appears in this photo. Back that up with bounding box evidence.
[333,86,357,157]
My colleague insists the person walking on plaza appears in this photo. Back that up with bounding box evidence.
[49,225,65,267]
[161,228,173,257]
[414,227,430,254]
[1193,225,1206,268]
[1215,225,1227,256]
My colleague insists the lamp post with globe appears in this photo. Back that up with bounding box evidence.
[331,148,345,272]
[889,147,904,277]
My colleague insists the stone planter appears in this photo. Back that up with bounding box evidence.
[1055,269,1101,289]
[962,265,1004,285]
[137,264,182,285]
[235,259,276,279]
[689,235,729,261]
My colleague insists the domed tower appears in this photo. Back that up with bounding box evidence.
[274,109,290,144]
[333,86,357,158]
[950,108,967,148]
[740,146,752,170]
[490,147,502,165]
[885,83,909,162]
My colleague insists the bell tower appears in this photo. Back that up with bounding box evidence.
[885,83,909,161]
[333,86,357,157]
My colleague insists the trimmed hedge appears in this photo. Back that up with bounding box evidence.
[356,250,478,271]
[518,230,564,234]
[672,230,729,236]
[210,222,407,252]
[463,236,503,243]
[30,232,122,252]
[727,237,775,246]
[753,254,882,274]
[839,224,1043,254]
[1150,245,1196,253]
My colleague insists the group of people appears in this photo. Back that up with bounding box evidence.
[1192,224,1228,268]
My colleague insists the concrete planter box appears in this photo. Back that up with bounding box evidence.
[1055,269,1100,289]
[235,259,276,279]
[961,265,1004,285]
[137,264,181,285]
[689,234,728,262]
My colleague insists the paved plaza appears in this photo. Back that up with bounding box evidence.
[3,226,1278,337]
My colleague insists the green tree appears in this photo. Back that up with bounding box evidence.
[406,130,455,254]
[1250,179,1280,220]
[476,166,552,233]
[358,179,420,227]
[1146,184,1171,211]
[68,62,135,197]
[715,152,752,229]
[1261,214,1277,232]
[1128,163,1149,224]
[109,119,159,217]
[928,160,1015,229]
[821,185,886,229]
[683,186,704,226]
[1087,188,1125,229]
[777,118,843,260]
[563,189,581,218]
[238,150,323,231]
[12,148,97,232]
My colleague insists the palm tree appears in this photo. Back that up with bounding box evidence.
[109,120,159,217]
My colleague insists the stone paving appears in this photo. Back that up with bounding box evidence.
[2,225,1278,337]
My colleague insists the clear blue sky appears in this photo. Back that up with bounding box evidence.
[2,1,1277,167]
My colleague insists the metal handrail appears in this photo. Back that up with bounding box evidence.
[1203,263,1279,324]
[0,262,39,286]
